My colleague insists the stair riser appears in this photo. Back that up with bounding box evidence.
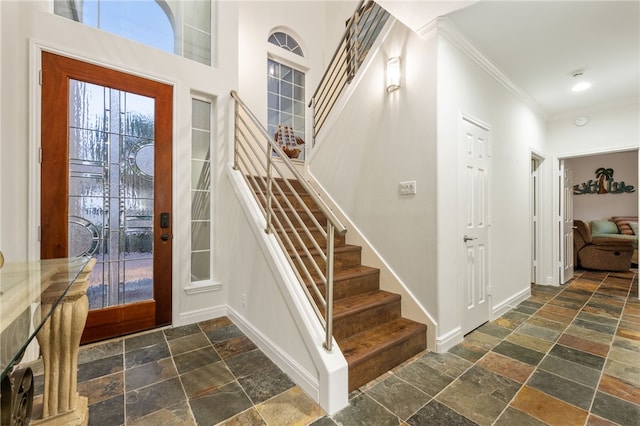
[314,271,380,300]
[273,208,326,228]
[283,229,346,250]
[294,250,361,276]
[347,330,427,392]
[333,300,401,341]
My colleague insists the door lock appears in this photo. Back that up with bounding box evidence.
[463,235,477,242]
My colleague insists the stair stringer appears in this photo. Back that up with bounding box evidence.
[306,169,438,352]
[225,165,349,414]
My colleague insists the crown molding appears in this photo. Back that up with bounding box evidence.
[435,17,548,120]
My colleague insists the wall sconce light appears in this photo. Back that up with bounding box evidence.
[386,57,401,93]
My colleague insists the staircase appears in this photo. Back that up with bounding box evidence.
[256,178,427,392]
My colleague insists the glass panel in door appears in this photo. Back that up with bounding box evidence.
[67,80,155,310]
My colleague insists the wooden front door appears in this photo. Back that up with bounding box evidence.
[40,52,173,343]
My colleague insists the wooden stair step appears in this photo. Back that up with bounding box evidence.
[288,244,362,272]
[339,318,427,392]
[332,290,401,340]
[311,265,380,300]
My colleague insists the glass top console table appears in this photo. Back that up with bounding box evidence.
[1,256,93,426]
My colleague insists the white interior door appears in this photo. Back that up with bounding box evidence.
[559,161,574,284]
[461,117,491,335]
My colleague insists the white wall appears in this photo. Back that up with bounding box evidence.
[566,150,638,223]
[436,23,546,346]
[545,102,640,284]
[310,20,439,325]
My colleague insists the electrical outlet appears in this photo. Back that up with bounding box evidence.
[399,181,416,195]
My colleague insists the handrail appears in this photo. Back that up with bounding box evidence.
[231,90,345,351]
[309,0,390,141]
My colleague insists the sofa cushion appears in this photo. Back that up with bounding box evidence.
[630,222,638,236]
[612,216,638,236]
[590,220,619,235]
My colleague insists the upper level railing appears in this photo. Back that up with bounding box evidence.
[309,0,390,141]
[230,91,347,352]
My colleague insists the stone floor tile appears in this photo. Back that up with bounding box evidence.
[78,353,124,383]
[586,413,620,426]
[225,348,276,379]
[525,316,568,332]
[189,381,254,426]
[167,332,211,356]
[491,341,545,366]
[526,369,595,410]
[127,400,196,426]
[448,340,488,363]
[395,359,456,397]
[576,311,620,327]
[172,346,221,375]
[493,406,546,426]
[564,324,614,346]
[204,323,246,344]
[492,310,529,330]
[237,363,296,405]
[213,335,258,360]
[180,360,235,398]
[124,342,171,369]
[256,386,326,426]
[458,365,521,404]
[510,385,589,426]
[590,391,640,425]
[78,371,124,406]
[548,344,605,370]
[505,331,554,353]
[218,408,267,426]
[517,323,562,342]
[197,316,233,332]
[88,394,125,426]
[406,399,477,426]
[533,309,575,324]
[163,323,202,341]
[463,331,502,350]
[598,373,640,405]
[436,379,508,426]
[366,374,430,421]
[603,358,640,387]
[613,335,640,352]
[126,377,186,422]
[125,357,177,391]
[476,351,535,383]
[538,355,601,388]
[607,344,640,366]
[78,339,123,365]
[573,318,617,335]
[557,333,610,357]
[415,351,473,379]
[617,324,640,341]
[124,330,166,352]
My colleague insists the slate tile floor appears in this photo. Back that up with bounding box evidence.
[26,268,639,425]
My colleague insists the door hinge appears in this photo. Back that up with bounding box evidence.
[38,226,41,241]
[39,70,42,86]
[39,147,43,163]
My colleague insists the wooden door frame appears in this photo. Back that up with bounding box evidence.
[40,51,173,342]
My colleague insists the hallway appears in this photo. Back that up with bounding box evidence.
[26,268,640,425]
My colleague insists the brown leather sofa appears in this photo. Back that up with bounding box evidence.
[574,220,634,272]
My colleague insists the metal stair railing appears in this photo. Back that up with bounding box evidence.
[309,0,390,141]
[230,90,347,352]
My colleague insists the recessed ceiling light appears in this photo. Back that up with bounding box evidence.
[575,116,589,126]
[572,81,592,92]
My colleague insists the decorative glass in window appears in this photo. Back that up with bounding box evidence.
[191,98,212,282]
[268,32,304,57]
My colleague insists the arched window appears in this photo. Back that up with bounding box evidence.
[268,32,304,57]
[54,0,213,66]
[267,31,306,161]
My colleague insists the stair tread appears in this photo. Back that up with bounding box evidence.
[333,290,400,318]
[339,318,427,364]
[286,244,359,255]
[306,265,378,285]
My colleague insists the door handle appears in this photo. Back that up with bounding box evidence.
[463,235,477,242]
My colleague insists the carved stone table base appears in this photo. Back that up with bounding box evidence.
[32,259,94,426]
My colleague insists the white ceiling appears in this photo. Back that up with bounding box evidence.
[389,1,640,119]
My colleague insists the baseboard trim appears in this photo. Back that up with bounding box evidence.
[174,305,228,327]
[226,307,319,401]
[436,326,462,353]
[492,286,531,319]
